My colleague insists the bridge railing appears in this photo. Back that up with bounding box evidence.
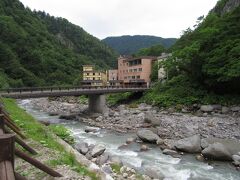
[0,85,148,94]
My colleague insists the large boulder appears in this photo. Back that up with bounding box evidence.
[91,144,106,157]
[232,154,240,166]
[174,135,201,153]
[200,105,214,112]
[85,127,99,133]
[137,129,160,143]
[97,153,109,166]
[231,106,240,112]
[162,149,179,157]
[200,137,240,155]
[144,113,160,126]
[202,142,232,161]
[75,142,89,155]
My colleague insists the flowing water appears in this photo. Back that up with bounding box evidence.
[19,99,240,180]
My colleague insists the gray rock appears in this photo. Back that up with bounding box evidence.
[109,156,122,166]
[144,166,164,179]
[196,154,205,162]
[156,138,164,145]
[162,149,179,156]
[75,142,89,155]
[201,139,209,149]
[126,137,135,144]
[123,173,128,178]
[202,142,232,161]
[137,129,160,143]
[175,135,202,153]
[231,106,240,112]
[97,153,109,166]
[140,144,149,151]
[144,112,160,126]
[59,113,76,120]
[85,127,99,133]
[101,164,113,174]
[91,144,106,157]
[200,105,214,112]
[221,106,230,114]
[232,155,240,166]
[200,137,240,155]
[212,104,222,111]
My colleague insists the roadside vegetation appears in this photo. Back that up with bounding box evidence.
[2,98,98,179]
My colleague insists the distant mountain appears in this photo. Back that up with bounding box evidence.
[0,0,117,88]
[102,35,177,55]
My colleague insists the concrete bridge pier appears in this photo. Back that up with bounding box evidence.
[88,94,107,114]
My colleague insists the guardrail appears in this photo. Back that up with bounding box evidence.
[0,101,62,179]
[0,85,149,94]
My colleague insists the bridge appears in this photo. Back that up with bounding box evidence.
[0,86,148,113]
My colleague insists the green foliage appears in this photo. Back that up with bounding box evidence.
[0,0,117,87]
[168,1,240,93]
[150,61,159,82]
[1,98,98,179]
[135,44,166,56]
[49,125,75,145]
[141,75,240,107]
[103,35,176,55]
[107,92,132,106]
[110,163,121,174]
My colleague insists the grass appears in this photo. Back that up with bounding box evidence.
[110,163,121,174]
[1,98,99,180]
[49,124,75,145]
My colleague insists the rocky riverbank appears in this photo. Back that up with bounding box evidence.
[30,97,240,140]
[21,97,240,179]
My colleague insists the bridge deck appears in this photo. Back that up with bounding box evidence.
[0,87,148,99]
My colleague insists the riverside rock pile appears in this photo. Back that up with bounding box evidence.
[29,98,240,168]
[31,98,240,140]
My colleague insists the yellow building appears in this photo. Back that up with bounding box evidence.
[82,65,107,86]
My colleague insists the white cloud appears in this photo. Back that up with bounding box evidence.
[19,0,219,39]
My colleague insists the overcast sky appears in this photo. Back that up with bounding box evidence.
[19,0,219,39]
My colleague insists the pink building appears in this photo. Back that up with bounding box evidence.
[108,69,123,86]
[108,69,118,81]
[118,56,157,86]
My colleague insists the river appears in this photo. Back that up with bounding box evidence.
[18,99,240,180]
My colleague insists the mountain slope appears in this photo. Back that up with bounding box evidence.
[170,0,240,93]
[0,0,117,88]
[141,0,240,107]
[102,35,177,55]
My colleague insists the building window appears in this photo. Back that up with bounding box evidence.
[93,73,95,75]
[129,69,132,72]
[134,69,137,72]
[139,68,142,72]
[137,75,140,79]
[132,76,135,79]
[87,73,89,76]
[128,76,131,79]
